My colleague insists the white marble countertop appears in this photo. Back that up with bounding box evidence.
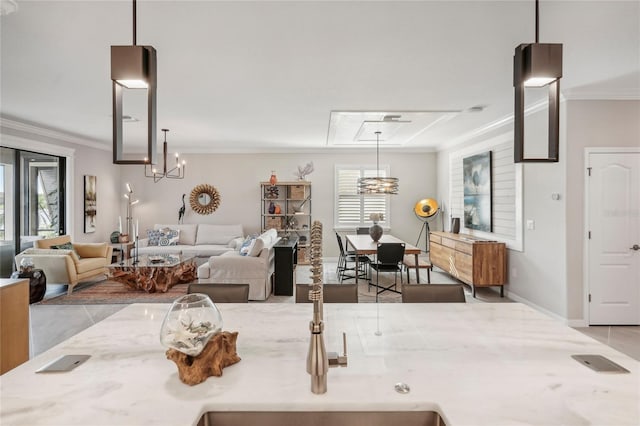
[1,303,638,426]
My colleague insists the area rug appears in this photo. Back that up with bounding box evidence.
[38,280,189,305]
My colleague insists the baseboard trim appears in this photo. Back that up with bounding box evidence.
[507,292,571,324]
[567,319,588,328]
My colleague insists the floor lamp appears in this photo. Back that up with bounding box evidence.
[414,199,439,253]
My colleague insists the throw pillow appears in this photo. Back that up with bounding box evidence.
[147,229,163,246]
[239,236,255,256]
[248,237,265,257]
[158,228,180,246]
[51,242,73,250]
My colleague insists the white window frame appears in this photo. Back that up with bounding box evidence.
[334,164,391,230]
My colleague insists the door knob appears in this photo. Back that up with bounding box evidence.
[631,244,640,251]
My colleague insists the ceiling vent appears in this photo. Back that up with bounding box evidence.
[327,110,461,147]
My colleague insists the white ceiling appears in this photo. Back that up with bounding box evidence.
[1,0,638,153]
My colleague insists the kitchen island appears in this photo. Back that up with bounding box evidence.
[1,303,638,425]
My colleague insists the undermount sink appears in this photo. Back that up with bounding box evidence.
[197,410,447,426]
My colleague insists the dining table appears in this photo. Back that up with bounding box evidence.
[344,234,422,285]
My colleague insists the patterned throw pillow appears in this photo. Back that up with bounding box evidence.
[147,229,163,246]
[239,236,255,256]
[51,242,74,250]
[158,228,180,246]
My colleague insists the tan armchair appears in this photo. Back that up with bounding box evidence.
[15,235,113,295]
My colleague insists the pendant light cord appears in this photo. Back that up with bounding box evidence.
[133,0,137,45]
[534,0,539,43]
[375,131,381,178]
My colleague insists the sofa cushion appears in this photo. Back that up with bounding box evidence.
[196,224,244,245]
[182,245,234,258]
[229,237,245,249]
[75,244,108,259]
[137,245,183,256]
[154,224,198,245]
[258,228,279,248]
[248,238,265,257]
[51,242,81,259]
[34,235,71,249]
[75,257,106,274]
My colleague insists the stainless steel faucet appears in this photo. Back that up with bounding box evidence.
[307,284,328,394]
[306,222,347,394]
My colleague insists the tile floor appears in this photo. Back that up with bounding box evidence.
[29,261,639,362]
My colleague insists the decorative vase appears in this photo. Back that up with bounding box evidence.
[269,171,277,186]
[110,231,121,243]
[268,201,276,214]
[19,257,34,273]
[451,217,460,234]
[369,222,383,242]
[160,293,223,357]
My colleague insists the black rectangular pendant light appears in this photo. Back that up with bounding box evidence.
[111,0,157,165]
[513,0,563,163]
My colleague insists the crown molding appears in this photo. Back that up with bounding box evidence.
[437,90,639,152]
[0,133,76,158]
[435,97,568,153]
[0,116,110,151]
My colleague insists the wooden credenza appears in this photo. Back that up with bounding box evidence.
[430,232,507,297]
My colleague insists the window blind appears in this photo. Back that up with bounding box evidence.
[335,166,389,227]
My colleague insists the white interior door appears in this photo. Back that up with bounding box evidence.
[587,151,640,325]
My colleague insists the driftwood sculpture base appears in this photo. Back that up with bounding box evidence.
[166,331,240,386]
[110,260,197,293]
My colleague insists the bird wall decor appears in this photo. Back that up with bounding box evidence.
[178,194,186,223]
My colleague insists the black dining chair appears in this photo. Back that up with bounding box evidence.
[356,227,369,235]
[369,242,405,300]
[335,232,369,282]
[400,284,466,303]
[188,283,250,303]
[295,283,358,303]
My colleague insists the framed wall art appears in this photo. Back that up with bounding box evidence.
[84,175,97,233]
[463,151,492,232]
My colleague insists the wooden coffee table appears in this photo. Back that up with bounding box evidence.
[108,254,196,293]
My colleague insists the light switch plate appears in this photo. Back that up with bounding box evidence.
[526,220,535,230]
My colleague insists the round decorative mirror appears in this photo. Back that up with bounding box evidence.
[190,184,221,215]
[199,193,211,206]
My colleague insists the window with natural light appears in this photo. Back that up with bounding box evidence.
[335,165,391,229]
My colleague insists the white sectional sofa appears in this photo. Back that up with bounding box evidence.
[135,224,244,259]
[197,228,280,301]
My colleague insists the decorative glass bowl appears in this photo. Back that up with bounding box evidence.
[19,257,34,273]
[160,294,223,356]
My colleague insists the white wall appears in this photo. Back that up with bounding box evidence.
[119,150,437,258]
[437,111,568,319]
[437,99,640,323]
[564,100,640,322]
